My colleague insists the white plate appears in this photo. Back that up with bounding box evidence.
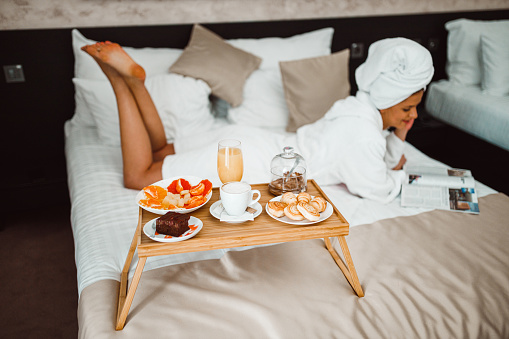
[136,175,212,215]
[143,216,203,242]
[265,195,333,225]
[209,200,263,223]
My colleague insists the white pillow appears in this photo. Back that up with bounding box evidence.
[73,73,214,146]
[228,27,334,70]
[445,19,509,86]
[226,28,334,130]
[227,69,289,129]
[481,29,509,97]
[71,29,184,129]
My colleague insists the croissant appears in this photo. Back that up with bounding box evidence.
[297,192,311,203]
[281,192,297,205]
[296,201,320,221]
[310,197,327,213]
[267,201,287,218]
[284,203,304,221]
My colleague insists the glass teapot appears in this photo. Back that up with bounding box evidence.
[269,146,307,196]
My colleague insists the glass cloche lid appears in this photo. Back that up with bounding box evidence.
[269,146,307,195]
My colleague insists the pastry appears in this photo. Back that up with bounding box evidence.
[284,203,304,221]
[267,201,287,217]
[297,192,311,203]
[281,192,297,205]
[296,202,320,222]
[310,197,327,213]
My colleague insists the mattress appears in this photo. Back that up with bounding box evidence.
[425,80,509,151]
[64,120,497,297]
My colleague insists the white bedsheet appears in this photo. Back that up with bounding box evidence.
[64,120,496,296]
[425,80,509,151]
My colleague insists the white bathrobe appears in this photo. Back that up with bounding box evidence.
[297,91,406,203]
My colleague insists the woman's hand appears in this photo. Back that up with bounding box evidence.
[394,118,415,141]
[392,154,407,170]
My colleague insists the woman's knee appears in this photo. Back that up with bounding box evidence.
[123,161,164,190]
[123,174,145,190]
[153,143,175,162]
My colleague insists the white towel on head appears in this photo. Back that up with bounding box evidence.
[355,38,434,109]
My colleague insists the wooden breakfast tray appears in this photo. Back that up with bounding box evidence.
[116,179,363,330]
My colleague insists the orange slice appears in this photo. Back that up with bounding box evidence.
[190,182,205,196]
[185,196,206,209]
[143,185,167,201]
[167,178,191,194]
[139,198,164,209]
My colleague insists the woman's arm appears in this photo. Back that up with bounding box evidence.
[390,118,415,170]
[339,139,406,203]
[392,154,406,170]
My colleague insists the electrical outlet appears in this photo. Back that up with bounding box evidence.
[3,64,25,83]
[350,42,364,59]
[427,38,439,52]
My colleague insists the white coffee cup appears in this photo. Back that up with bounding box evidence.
[220,182,261,216]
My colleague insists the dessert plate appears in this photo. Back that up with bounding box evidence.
[209,200,263,223]
[143,216,203,243]
[265,195,333,225]
[136,175,212,215]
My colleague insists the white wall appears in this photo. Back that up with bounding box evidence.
[1,0,508,30]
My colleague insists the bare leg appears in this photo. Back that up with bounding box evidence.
[81,42,175,189]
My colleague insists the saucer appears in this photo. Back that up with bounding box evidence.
[209,200,263,223]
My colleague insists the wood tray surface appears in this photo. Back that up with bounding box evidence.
[137,180,349,257]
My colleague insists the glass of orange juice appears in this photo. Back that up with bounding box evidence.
[217,139,243,184]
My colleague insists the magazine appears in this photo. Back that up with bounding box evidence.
[401,166,479,214]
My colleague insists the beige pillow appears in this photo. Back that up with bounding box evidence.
[280,49,351,132]
[170,24,262,107]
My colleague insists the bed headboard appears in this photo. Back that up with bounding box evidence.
[1,9,508,211]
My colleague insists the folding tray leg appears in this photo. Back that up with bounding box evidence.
[116,257,147,330]
[116,208,146,330]
[324,236,364,297]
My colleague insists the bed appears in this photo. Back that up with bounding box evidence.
[66,24,509,338]
[425,19,509,152]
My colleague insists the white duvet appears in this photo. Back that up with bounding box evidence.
[65,120,496,296]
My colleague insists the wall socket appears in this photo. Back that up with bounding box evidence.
[350,42,365,59]
[427,38,439,52]
[3,64,25,83]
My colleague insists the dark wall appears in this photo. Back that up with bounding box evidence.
[1,10,508,211]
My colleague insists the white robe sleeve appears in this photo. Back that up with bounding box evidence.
[339,137,406,204]
[384,131,405,169]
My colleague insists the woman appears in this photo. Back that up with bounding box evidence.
[81,37,433,203]
[297,38,434,202]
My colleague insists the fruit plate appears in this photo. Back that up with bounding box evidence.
[136,176,212,215]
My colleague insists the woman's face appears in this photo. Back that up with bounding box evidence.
[380,90,424,130]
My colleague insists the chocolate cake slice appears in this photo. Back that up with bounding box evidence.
[156,212,190,237]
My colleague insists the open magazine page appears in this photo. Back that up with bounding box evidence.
[401,166,479,214]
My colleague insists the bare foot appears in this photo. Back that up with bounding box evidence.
[81,41,146,81]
